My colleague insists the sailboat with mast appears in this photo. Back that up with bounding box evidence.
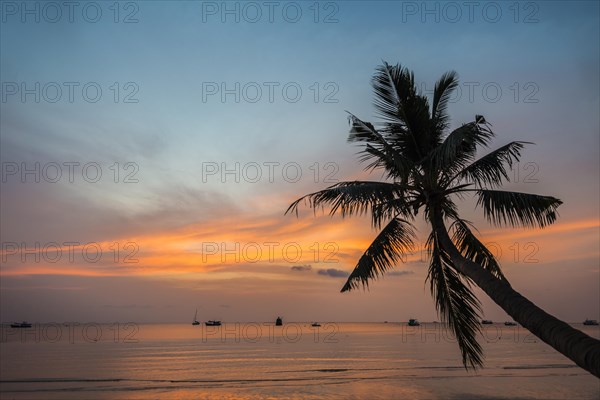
[192,309,200,326]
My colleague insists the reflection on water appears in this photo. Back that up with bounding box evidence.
[1,323,598,399]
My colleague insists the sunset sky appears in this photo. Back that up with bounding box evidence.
[1,1,598,323]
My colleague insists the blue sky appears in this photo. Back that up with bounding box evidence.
[1,1,599,323]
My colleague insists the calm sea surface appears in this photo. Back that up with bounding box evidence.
[1,322,598,399]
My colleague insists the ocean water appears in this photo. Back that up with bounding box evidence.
[0,322,598,399]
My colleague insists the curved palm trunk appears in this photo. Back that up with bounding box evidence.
[431,214,600,378]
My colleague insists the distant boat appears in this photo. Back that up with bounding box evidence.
[10,321,32,328]
[583,319,599,326]
[192,309,200,326]
[408,319,420,326]
[504,321,517,326]
[205,320,221,326]
[275,317,283,326]
[482,320,493,325]
[311,322,321,327]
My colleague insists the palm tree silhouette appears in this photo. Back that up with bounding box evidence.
[287,62,600,377]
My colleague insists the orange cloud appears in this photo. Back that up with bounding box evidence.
[2,210,597,281]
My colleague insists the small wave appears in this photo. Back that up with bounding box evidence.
[503,364,577,370]
[0,375,406,394]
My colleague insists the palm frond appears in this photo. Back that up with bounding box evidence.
[347,113,387,145]
[475,190,562,228]
[341,217,415,292]
[371,63,432,161]
[426,232,484,369]
[431,71,459,134]
[373,196,420,221]
[454,141,531,188]
[450,219,504,279]
[372,62,415,123]
[357,144,410,180]
[347,114,416,179]
[430,119,494,174]
[285,181,412,225]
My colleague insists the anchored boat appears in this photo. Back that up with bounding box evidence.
[10,321,32,328]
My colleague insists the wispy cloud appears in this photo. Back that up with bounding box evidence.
[291,264,312,272]
[388,270,414,277]
[317,268,349,278]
